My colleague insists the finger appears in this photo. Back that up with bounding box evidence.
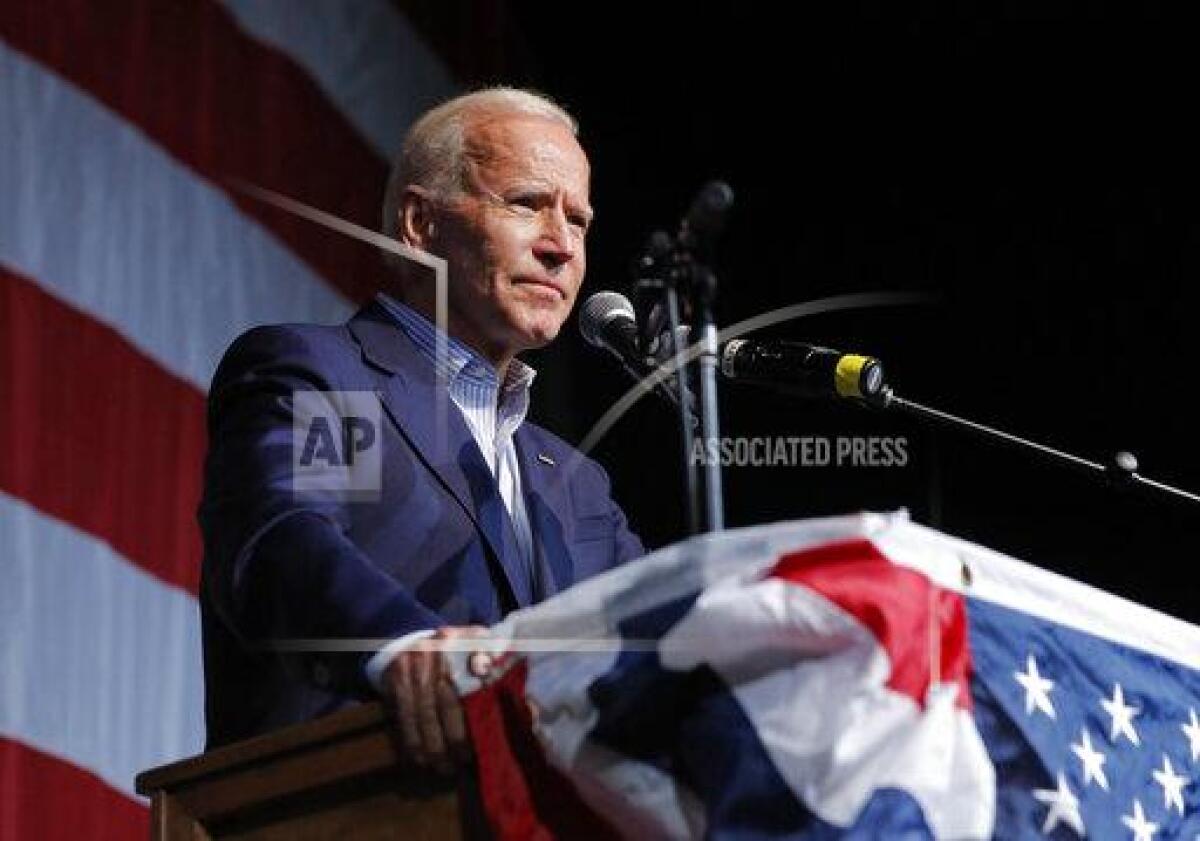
[436,673,471,763]
[468,651,495,678]
[414,648,449,773]
[388,656,425,766]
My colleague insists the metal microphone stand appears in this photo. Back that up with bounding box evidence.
[690,265,725,531]
[633,267,702,536]
[632,181,734,534]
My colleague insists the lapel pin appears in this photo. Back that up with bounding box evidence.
[537,453,555,466]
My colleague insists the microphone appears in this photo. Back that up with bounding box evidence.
[579,292,697,420]
[720,339,887,402]
[579,291,644,368]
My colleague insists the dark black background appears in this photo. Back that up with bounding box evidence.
[417,5,1200,621]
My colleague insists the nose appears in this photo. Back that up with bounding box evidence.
[533,208,578,272]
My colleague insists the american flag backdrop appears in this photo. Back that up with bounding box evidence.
[0,3,455,835]
[456,513,1200,839]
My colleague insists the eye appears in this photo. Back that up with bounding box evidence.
[505,193,541,213]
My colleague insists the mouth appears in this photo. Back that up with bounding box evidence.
[514,276,567,300]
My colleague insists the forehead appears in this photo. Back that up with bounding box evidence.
[462,113,590,195]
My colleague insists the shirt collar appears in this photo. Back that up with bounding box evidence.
[375,293,536,414]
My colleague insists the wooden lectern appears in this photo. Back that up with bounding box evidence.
[135,702,466,840]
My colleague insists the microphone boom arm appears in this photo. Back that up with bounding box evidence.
[875,388,1200,508]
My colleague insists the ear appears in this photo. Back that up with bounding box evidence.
[397,186,439,250]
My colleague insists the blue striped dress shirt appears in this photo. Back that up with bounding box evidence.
[375,294,536,574]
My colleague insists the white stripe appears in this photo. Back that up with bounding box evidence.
[0,42,352,392]
[874,517,1200,671]
[0,492,205,801]
[219,0,457,161]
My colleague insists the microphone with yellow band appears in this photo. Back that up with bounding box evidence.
[719,339,887,403]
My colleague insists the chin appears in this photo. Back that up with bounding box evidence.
[526,325,562,347]
[514,319,564,350]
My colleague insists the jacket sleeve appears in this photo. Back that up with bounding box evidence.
[198,325,442,696]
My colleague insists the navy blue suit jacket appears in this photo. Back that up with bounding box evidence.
[199,298,644,748]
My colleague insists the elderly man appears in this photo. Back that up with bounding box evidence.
[199,88,644,773]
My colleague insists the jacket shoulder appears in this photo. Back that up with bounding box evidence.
[210,321,358,391]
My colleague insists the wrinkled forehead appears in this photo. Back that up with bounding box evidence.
[462,112,590,193]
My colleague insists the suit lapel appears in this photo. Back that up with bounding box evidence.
[347,300,533,608]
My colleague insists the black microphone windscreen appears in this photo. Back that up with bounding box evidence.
[579,291,635,348]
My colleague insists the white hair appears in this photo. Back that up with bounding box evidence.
[381,87,578,238]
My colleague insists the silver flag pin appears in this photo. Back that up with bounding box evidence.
[537,453,555,466]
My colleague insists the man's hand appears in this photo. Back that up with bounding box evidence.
[380,626,493,775]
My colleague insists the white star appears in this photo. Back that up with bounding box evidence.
[1102,683,1141,746]
[1032,772,1085,837]
[1183,708,1200,764]
[1152,754,1189,816]
[1014,654,1056,720]
[1070,727,1109,790]
[1122,798,1158,841]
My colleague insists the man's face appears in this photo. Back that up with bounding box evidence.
[433,114,592,366]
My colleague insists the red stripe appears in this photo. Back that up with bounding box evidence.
[0,738,148,841]
[463,660,621,841]
[0,0,388,304]
[770,539,972,710]
[0,265,204,594]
